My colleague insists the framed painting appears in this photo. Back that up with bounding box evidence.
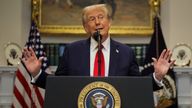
[32,0,157,35]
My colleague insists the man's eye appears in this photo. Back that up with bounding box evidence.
[98,15,104,19]
[89,17,95,21]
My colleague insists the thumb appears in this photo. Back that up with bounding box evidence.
[152,57,157,64]
[39,56,44,62]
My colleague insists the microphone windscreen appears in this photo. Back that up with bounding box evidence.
[93,30,102,42]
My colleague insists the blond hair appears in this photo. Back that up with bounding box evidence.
[82,4,111,25]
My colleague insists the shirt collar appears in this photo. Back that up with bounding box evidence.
[90,36,110,52]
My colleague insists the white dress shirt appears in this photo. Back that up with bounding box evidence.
[90,36,110,77]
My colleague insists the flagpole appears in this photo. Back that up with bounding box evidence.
[150,0,161,58]
[155,17,159,58]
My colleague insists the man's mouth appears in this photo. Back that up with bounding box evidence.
[95,28,103,31]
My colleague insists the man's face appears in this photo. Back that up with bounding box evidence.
[83,8,111,42]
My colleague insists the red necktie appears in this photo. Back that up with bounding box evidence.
[93,49,105,77]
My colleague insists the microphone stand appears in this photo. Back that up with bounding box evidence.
[93,29,102,76]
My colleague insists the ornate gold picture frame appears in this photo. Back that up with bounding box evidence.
[32,0,157,35]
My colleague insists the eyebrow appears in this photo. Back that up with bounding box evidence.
[88,13,105,18]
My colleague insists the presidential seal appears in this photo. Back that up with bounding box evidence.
[78,81,121,108]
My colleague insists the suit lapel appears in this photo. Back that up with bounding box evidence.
[109,39,119,76]
[82,38,90,76]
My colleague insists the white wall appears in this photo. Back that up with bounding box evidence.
[161,0,192,49]
[0,0,31,65]
[0,0,192,66]
[0,0,21,65]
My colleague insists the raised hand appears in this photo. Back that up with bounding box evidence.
[21,47,43,77]
[152,49,175,81]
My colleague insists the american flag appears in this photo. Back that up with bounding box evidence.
[12,21,49,108]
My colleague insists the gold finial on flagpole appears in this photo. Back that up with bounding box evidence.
[150,0,161,17]
[32,0,39,25]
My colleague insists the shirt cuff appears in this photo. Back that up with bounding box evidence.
[31,70,42,83]
[153,72,164,87]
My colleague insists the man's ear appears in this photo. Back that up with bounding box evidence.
[83,24,92,36]
[108,18,112,27]
[83,23,88,33]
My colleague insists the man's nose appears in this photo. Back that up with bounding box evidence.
[95,17,101,25]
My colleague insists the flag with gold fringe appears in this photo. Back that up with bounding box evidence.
[141,16,178,108]
[12,20,50,108]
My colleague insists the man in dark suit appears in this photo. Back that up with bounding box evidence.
[22,4,174,90]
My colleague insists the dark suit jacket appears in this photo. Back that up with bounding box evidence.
[35,38,161,90]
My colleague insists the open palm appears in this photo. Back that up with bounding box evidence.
[153,49,175,81]
[21,47,43,77]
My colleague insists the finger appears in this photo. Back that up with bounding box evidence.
[22,48,29,59]
[169,60,175,69]
[26,47,38,61]
[21,57,27,64]
[152,57,157,64]
[23,47,37,61]
[20,57,24,62]
[29,47,36,57]
[166,50,172,61]
[159,49,166,59]
[20,57,27,65]
[24,47,32,58]
[170,60,175,66]
[164,49,171,60]
[39,56,44,62]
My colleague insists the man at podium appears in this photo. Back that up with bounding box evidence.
[22,4,174,90]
